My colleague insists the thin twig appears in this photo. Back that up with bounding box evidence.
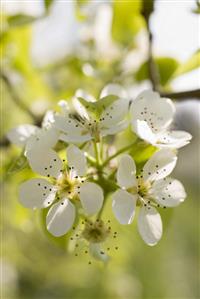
[1,71,40,122]
[142,0,160,91]
[161,89,200,100]
[102,140,138,168]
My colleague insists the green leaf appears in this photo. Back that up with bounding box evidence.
[44,0,54,11]
[173,50,200,77]
[192,0,200,14]
[7,14,37,27]
[78,95,118,118]
[8,151,29,174]
[112,0,144,45]
[130,142,156,164]
[135,57,179,86]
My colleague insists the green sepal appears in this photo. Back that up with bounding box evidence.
[77,95,118,118]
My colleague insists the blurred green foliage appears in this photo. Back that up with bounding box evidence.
[1,0,199,299]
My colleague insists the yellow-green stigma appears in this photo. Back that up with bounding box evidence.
[137,178,151,198]
[82,220,110,243]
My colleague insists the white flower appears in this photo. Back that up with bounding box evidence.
[19,145,104,237]
[54,85,129,143]
[112,149,186,246]
[130,90,192,149]
[7,111,59,153]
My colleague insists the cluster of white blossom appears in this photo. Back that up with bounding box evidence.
[7,86,192,261]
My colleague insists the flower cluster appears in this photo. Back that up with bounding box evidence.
[7,87,192,261]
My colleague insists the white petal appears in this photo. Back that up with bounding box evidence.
[130,90,175,132]
[89,243,110,263]
[19,178,56,209]
[75,89,96,102]
[100,120,128,136]
[157,130,192,149]
[151,178,186,207]
[7,124,38,146]
[67,145,86,176]
[26,148,62,177]
[143,149,177,182]
[131,119,157,144]
[100,83,128,98]
[100,98,129,127]
[117,154,137,189]
[25,127,59,151]
[79,182,104,215]
[60,133,92,143]
[54,115,84,136]
[46,198,75,237]
[112,189,137,224]
[73,96,90,120]
[58,100,70,116]
[138,206,162,246]
[42,110,55,128]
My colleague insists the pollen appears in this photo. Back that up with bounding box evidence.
[82,220,111,243]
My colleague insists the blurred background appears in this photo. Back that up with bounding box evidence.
[1,0,200,298]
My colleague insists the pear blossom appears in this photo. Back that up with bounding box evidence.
[19,145,104,237]
[130,90,192,149]
[112,149,186,245]
[71,218,119,263]
[54,85,129,143]
[7,110,59,154]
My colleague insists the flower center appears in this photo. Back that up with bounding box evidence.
[82,220,110,243]
[137,178,151,198]
[56,172,80,199]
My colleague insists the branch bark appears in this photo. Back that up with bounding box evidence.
[142,0,160,91]
[161,89,200,100]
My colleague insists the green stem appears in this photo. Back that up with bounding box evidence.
[102,139,138,168]
[85,153,96,166]
[93,141,101,166]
